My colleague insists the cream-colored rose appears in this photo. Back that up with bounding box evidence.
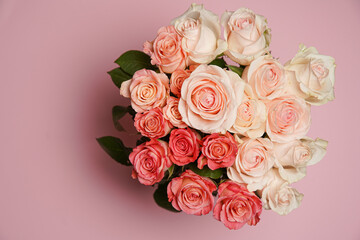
[230,84,266,138]
[221,8,271,65]
[178,64,245,134]
[227,137,275,191]
[285,44,336,105]
[243,55,286,100]
[171,3,227,64]
[273,138,328,183]
[259,169,303,215]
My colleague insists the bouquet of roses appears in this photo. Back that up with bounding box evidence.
[97,4,335,230]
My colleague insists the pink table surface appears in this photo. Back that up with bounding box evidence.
[1,0,359,239]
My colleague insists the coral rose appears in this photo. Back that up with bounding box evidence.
[167,170,216,215]
[129,139,172,186]
[162,97,187,128]
[198,132,237,170]
[120,69,169,113]
[168,128,201,166]
[221,8,271,65]
[227,137,274,191]
[134,107,172,139]
[266,96,311,143]
[170,69,191,97]
[178,64,245,134]
[144,25,186,73]
[213,181,262,230]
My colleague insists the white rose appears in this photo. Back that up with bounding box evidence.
[171,4,227,64]
[221,8,271,65]
[285,44,336,105]
[259,169,304,215]
[273,138,328,183]
[229,84,266,138]
[227,137,275,191]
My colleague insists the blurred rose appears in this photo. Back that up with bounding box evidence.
[168,128,201,166]
[213,181,262,230]
[171,3,227,64]
[134,107,172,139]
[167,170,216,215]
[285,44,336,105]
[144,26,186,73]
[221,8,271,65]
[258,169,303,215]
[130,139,172,185]
[243,55,286,100]
[178,64,245,134]
[227,137,274,191]
[198,132,237,170]
[266,96,311,143]
[120,69,169,113]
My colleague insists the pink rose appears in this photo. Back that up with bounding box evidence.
[120,69,170,113]
[130,139,172,186]
[227,137,274,191]
[198,132,237,170]
[144,26,187,73]
[178,64,245,134]
[170,69,191,97]
[134,107,172,139]
[221,8,271,65]
[162,97,187,128]
[214,181,262,230]
[266,96,311,143]
[167,170,216,215]
[169,128,201,166]
[243,55,286,100]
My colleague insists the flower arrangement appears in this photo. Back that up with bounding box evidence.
[97,4,335,230]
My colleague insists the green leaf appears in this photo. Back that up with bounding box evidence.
[96,136,132,166]
[107,67,131,88]
[227,65,244,77]
[115,50,156,75]
[153,183,180,213]
[189,164,224,179]
[209,58,227,68]
[112,106,128,131]
[167,165,175,180]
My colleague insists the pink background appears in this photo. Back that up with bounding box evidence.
[1,0,359,239]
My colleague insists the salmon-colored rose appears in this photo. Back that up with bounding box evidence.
[243,55,286,100]
[120,69,169,113]
[230,84,266,138]
[171,3,227,64]
[144,26,186,73]
[198,132,237,170]
[163,97,187,128]
[221,8,271,65]
[266,96,311,143]
[227,137,274,191]
[178,64,245,134]
[130,139,172,186]
[168,128,201,166]
[170,69,191,97]
[213,181,262,230]
[167,170,216,215]
[134,107,172,139]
